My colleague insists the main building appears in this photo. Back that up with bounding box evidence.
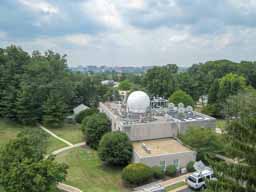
[99,91,215,170]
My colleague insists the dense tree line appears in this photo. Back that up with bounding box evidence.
[1,45,256,122]
[142,60,256,117]
[0,46,109,127]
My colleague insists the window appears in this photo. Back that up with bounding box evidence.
[173,159,180,169]
[188,176,196,183]
[160,160,166,171]
[198,178,204,183]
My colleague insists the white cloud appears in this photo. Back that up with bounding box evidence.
[18,0,59,15]
[123,0,145,9]
[83,0,124,30]
[0,31,7,39]
[64,34,91,47]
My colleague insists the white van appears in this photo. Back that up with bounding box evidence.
[186,169,216,190]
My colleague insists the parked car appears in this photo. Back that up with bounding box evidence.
[186,169,216,190]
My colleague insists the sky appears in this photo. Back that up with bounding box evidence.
[1,0,256,67]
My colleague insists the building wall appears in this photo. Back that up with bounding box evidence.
[99,102,120,131]
[99,102,216,141]
[133,151,196,169]
[122,121,179,141]
[179,119,216,135]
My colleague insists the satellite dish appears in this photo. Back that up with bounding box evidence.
[186,106,193,112]
[178,103,184,108]
[168,103,175,110]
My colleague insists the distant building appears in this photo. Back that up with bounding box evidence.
[101,80,118,86]
[99,91,216,170]
[73,104,89,116]
[66,104,90,123]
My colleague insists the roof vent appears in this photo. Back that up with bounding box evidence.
[141,143,151,154]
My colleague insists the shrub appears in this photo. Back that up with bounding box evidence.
[98,131,133,166]
[152,166,165,179]
[122,163,153,185]
[82,113,111,149]
[186,161,195,172]
[166,165,177,177]
[75,108,98,124]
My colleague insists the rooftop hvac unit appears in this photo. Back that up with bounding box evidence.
[141,143,151,154]
[178,103,184,108]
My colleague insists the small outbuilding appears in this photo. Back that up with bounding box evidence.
[73,104,89,116]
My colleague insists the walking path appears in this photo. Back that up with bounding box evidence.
[38,124,73,146]
[134,173,190,191]
[52,142,85,156]
[38,124,85,192]
[160,173,190,188]
[58,183,83,192]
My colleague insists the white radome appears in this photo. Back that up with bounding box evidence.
[127,91,150,113]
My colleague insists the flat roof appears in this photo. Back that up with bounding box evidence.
[133,138,192,158]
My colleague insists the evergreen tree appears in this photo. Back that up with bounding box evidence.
[43,91,67,128]
[0,46,30,120]
[207,90,256,192]
[15,83,38,125]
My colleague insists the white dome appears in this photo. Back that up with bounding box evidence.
[127,91,150,113]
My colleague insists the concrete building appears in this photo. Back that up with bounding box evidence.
[99,91,216,170]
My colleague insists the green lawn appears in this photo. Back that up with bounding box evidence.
[165,182,186,191]
[56,147,130,192]
[0,119,68,154]
[47,136,68,154]
[0,119,25,147]
[48,123,84,144]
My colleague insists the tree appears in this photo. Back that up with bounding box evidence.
[0,46,30,120]
[122,163,153,185]
[177,72,199,100]
[218,73,246,101]
[143,64,178,97]
[169,90,194,107]
[15,83,38,125]
[75,108,98,124]
[82,113,111,149]
[206,90,256,192]
[179,127,224,161]
[98,131,133,166]
[43,91,67,128]
[118,80,133,91]
[207,73,247,117]
[71,74,109,107]
[0,129,68,192]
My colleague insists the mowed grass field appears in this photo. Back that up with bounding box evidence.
[0,119,83,154]
[0,119,68,154]
[48,123,84,144]
[56,147,130,192]
[0,119,23,147]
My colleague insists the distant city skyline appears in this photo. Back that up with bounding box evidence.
[1,0,256,67]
